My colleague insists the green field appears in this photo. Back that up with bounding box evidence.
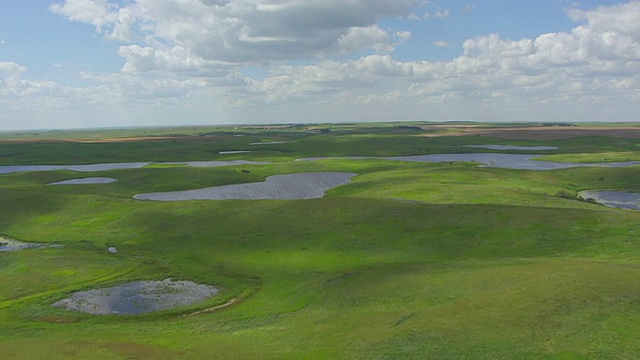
[1,122,640,359]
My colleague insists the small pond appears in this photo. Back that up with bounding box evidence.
[52,279,220,315]
[219,151,253,154]
[47,177,117,185]
[0,236,60,251]
[577,190,640,210]
[249,141,294,145]
[134,172,356,201]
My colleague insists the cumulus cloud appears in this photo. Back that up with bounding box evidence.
[354,55,413,77]
[0,61,76,111]
[51,0,417,73]
[338,26,411,53]
[567,1,640,37]
[424,9,449,18]
[0,62,27,78]
[50,0,120,33]
[0,59,210,115]
[223,1,640,118]
[8,0,638,127]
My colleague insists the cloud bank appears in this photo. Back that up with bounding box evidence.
[1,0,639,129]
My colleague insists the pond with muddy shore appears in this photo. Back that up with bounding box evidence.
[52,279,221,315]
[578,190,640,210]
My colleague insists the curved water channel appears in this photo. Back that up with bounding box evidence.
[0,160,269,175]
[464,145,558,151]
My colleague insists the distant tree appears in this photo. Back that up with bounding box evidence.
[542,122,576,127]
[395,125,422,131]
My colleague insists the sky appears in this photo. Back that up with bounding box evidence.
[0,0,639,131]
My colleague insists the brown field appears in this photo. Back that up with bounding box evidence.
[419,125,640,140]
[0,135,231,143]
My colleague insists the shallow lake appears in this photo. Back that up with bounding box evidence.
[249,141,294,145]
[296,153,640,171]
[134,172,357,201]
[577,190,640,210]
[465,145,558,151]
[52,279,220,315]
[0,160,269,175]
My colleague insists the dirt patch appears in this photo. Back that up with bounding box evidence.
[0,135,231,143]
[187,297,240,316]
[419,126,640,140]
[52,279,220,315]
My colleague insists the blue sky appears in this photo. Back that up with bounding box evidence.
[1,0,639,130]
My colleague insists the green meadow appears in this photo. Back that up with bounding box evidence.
[1,123,640,359]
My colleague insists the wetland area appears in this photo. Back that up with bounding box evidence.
[2,123,640,359]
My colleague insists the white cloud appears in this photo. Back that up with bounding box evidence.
[434,40,450,47]
[0,62,27,77]
[568,1,640,37]
[107,7,136,42]
[339,26,411,53]
[355,55,414,77]
[1,62,76,111]
[50,0,120,33]
[6,0,639,129]
[0,60,209,113]
[227,1,640,119]
[425,9,449,18]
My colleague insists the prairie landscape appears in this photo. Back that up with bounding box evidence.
[1,122,640,359]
